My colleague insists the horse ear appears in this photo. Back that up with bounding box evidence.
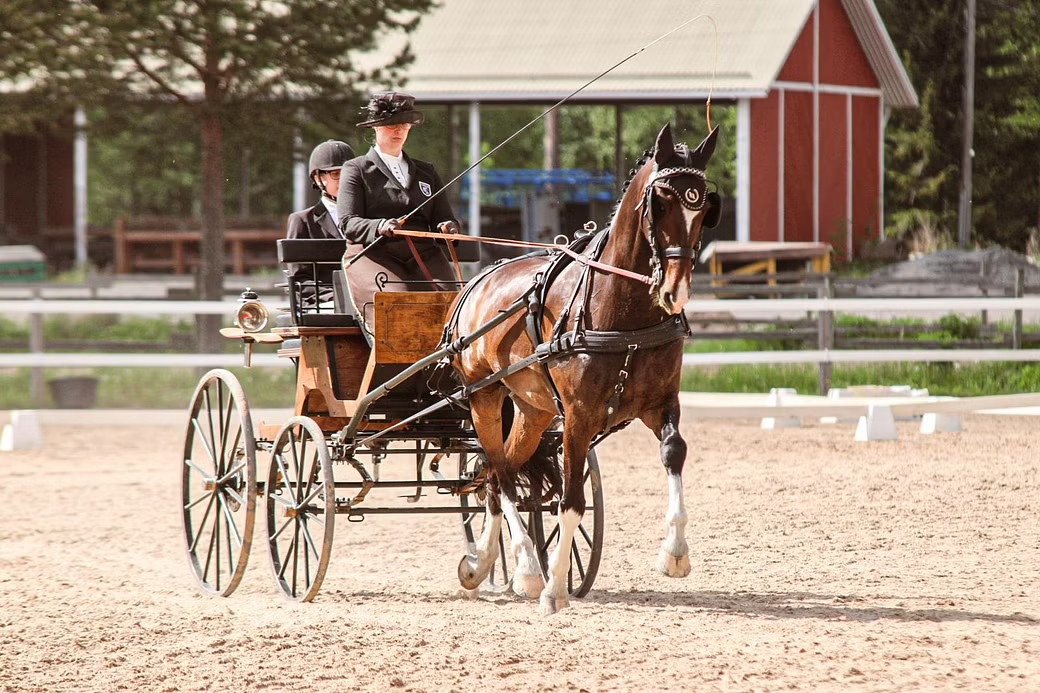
[690,125,720,169]
[654,123,674,166]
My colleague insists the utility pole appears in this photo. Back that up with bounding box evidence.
[957,0,977,248]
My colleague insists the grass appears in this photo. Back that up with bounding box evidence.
[680,361,1040,396]
[3,313,1039,409]
[0,363,296,410]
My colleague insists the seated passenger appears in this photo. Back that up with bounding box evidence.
[285,139,355,305]
[337,92,460,334]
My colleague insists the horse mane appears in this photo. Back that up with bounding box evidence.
[604,148,653,231]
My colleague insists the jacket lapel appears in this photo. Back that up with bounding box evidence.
[313,204,340,238]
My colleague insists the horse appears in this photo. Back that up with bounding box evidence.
[445,122,722,614]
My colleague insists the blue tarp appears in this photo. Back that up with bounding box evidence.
[458,169,615,207]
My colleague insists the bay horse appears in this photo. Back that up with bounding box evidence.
[446,123,721,614]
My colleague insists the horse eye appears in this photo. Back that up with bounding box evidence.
[651,196,666,217]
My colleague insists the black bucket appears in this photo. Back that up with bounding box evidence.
[48,376,99,409]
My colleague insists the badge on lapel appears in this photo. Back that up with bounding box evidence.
[419,181,432,197]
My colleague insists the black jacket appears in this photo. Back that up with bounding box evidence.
[337,148,458,247]
[284,200,341,286]
[286,200,341,241]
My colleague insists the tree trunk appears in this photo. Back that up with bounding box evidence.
[197,107,225,355]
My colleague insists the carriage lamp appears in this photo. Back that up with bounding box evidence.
[235,288,269,333]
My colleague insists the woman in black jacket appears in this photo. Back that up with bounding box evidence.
[337,92,461,333]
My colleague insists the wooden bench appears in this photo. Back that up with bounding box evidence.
[112,218,283,274]
[700,241,832,287]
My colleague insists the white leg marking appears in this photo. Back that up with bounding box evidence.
[539,507,581,615]
[656,473,691,577]
[458,510,502,590]
[500,492,545,598]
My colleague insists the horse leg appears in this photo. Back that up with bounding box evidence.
[501,400,555,599]
[457,388,507,590]
[539,420,592,615]
[643,407,691,578]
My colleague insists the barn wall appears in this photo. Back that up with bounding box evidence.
[749,92,780,242]
[1,135,40,242]
[751,0,886,257]
[818,0,878,89]
[851,95,881,249]
[46,135,74,229]
[818,92,849,258]
[783,91,814,243]
[0,132,73,243]
[777,17,815,84]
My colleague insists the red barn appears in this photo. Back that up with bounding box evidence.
[0,0,916,268]
[368,0,917,260]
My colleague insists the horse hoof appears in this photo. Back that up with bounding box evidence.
[512,572,545,599]
[539,592,569,615]
[456,587,479,600]
[458,555,482,590]
[655,550,691,578]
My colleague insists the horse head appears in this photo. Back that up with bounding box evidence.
[630,122,722,314]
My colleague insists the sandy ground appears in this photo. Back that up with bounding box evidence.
[2,412,1039,692]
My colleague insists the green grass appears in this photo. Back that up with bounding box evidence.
[0,364,296,410]
[0,315,196,341]
[681,361,1040,396]
[3,314,1039,409]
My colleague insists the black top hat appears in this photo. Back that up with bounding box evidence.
[357,92,425,128]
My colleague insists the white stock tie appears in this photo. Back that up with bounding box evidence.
[390,162,408,187]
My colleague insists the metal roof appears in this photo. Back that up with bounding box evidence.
[361,0,916,107]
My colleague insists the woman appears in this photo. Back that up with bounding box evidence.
[337,91,461,334]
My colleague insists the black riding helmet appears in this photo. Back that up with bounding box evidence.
[308,139,355,182]
[308,139,354,201]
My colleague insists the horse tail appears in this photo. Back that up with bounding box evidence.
[516,435,562,504]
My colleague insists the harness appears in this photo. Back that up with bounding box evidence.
[441,160,706,432]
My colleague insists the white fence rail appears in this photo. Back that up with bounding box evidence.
[1,297,1038,370]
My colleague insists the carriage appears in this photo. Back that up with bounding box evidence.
[180,237,604,602]
[181,122,721,611]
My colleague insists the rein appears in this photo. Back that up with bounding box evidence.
[394,228,656,286]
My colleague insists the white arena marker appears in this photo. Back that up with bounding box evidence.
[0,410,44,451]
[920,412,962,434]
[854,404,897,442]
[761,387,801,429]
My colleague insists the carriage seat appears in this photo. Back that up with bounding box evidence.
[277,239,358,328]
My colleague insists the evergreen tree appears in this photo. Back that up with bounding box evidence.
[7,0,433,349]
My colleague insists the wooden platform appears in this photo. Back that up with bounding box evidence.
[113,218,283,274]
[700,241,831,286]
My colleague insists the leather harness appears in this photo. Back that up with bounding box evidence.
[441,161,707,431]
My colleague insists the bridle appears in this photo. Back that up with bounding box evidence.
[637,158,709,294]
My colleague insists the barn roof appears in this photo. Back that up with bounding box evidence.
[363,0,917,107]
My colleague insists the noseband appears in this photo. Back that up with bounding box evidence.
[639,164,708,292]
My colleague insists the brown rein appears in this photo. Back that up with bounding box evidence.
[394,228,656,286]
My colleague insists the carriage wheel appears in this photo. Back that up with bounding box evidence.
[181,368,257,597]
[265,416,335,602]
[530,448,604,598]
[458,450,520,593]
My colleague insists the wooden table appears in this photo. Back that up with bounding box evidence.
[700,241,832,286]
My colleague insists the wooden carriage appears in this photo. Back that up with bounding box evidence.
[182,238,603,602]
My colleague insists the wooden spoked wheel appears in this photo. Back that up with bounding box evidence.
[181,369,257,597]
[530,449,604,598]
[265,416,335,602]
